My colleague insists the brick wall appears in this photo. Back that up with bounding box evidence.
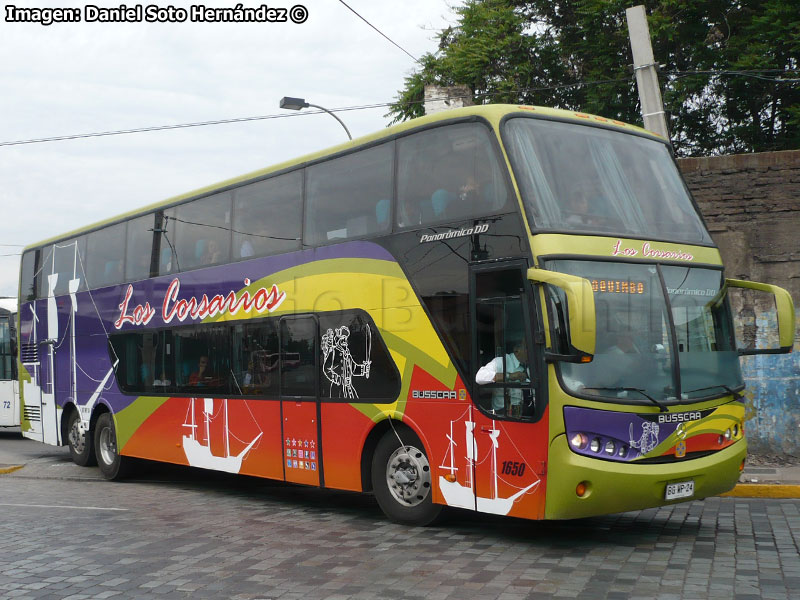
[678,150,800,456]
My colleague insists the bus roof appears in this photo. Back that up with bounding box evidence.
[24,104,662,251]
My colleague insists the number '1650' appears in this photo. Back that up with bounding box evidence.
[501,461,526,476]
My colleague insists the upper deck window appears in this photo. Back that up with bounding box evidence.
[38,237,87,297]
[126,214,157,282]
[233,171,302,260]
[304,142,393,246]
[396,122,510,229]
[20,250,37,302]
[504,118,712,245]
[173,193,232,271]
[85,222,126,289]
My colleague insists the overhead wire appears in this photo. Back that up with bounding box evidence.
[337,0,421,64]
[0,69,796,149]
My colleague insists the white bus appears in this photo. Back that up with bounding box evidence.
[0,298,19,427]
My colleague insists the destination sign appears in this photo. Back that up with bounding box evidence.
[590,279,645,294]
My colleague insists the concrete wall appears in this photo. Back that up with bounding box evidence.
[678,150,800,456]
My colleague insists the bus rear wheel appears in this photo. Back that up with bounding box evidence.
[371,428,442,526]
[67,410,96,467]
[94,413,131,480]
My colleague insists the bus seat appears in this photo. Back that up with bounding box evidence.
[139,363,151,386]
[177,361,193,386]
[160,247,172,272]
[195,239,207,262]
[431,189,455,218]
[375,199,390,226]
[104,260,120,282]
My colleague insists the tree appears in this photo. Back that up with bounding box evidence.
[389,0,800,156]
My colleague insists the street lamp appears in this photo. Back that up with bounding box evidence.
[279,96,353,141]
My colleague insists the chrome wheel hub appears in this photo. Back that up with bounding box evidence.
[385,445,431,507]
[68,419,86,454]
[99,426,117,466]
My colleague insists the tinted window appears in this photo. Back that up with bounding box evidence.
[111,331,176,394]
[38,237,87,297]
[305,143,393,245]
[232,320,279,396]
[233,172,303,260]
[280,317,317,396]
[157,209,177,276]
[396,123,510,228]
[174,194,231,271]
[319,311,399,401]
[504,118,712,244]
[20,250,37,302]
[126,214,156,281]
[475,269,536,420]
[0,316,12,380]
[112,324,232,395]
[85,222,126,289]
[173,325,231,394]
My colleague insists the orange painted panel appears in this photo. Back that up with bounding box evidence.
[282,400,320,486]
[320,403,375,492]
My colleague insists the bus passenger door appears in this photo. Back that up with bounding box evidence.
[470,263,548,520]
[280,316,321,487]
[0,313,18,427]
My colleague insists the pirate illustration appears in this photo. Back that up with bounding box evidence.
[321,325,371,399]
[629,420,660,455]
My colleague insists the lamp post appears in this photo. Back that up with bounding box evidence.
[279,96,353,141]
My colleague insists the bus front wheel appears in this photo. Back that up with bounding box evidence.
[67,410,96,467]
[94,413,131,480]
[371,428,442,526]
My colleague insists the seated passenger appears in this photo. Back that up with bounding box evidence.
[202,239,223,265]
[189,355,219,387]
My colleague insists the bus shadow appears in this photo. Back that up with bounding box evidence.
[124,458,712,545]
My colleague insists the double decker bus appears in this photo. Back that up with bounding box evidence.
[1,300,19,427]
[17,105,794,524]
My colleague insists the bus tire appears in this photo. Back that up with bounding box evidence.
[94,413,131,480]
[67,410,96,467]
[371,428,442,526]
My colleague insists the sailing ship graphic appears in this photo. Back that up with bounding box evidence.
[438,405,539,515]
[182,397,262,473]
[21,241,117,444]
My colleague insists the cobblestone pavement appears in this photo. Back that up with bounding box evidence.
[1,434,799,600]
[0,471,798,600]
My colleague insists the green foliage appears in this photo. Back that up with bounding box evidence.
[388,0,799,156]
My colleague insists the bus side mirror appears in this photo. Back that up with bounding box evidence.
[527,268,595,361]
[725,278,795,355]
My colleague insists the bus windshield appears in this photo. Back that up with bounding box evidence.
[504,117,712,245]
[548,260,743,404]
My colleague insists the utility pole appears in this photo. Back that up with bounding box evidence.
[626,5,669,139]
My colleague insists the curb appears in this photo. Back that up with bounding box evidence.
[0,465,24,475]
[721,484,800,499]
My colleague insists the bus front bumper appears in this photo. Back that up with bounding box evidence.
[544,434,746,520]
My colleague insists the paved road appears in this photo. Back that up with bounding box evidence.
[1,430,799,600]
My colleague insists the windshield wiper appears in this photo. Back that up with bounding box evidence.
[684,384,743,400]
[583,386,669,412]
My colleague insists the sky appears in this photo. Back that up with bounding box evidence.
[0,0,462,299]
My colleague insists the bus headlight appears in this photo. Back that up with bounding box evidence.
[604,440,616,455]
[570,433,588,450]
[724,428,732,441]
[590,437,601,453]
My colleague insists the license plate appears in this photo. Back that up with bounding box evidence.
[665,480,694,500]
